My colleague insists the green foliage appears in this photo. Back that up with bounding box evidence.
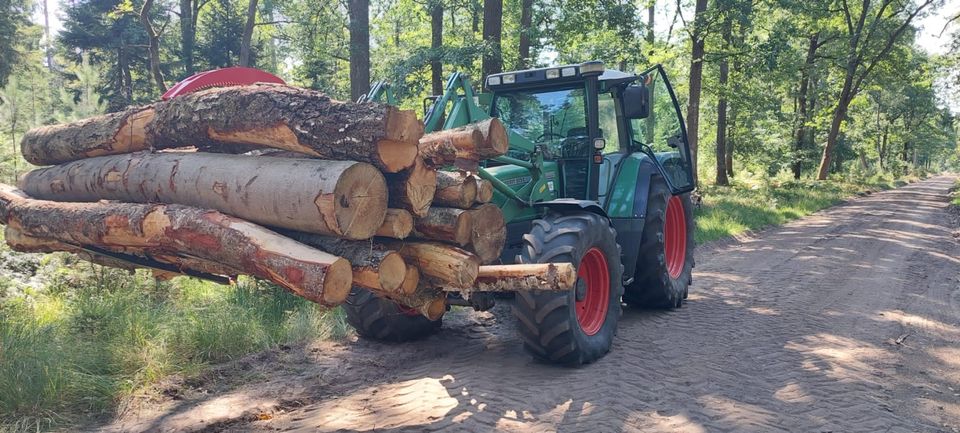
[0,257,350,430]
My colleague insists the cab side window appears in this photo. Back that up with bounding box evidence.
[597,92,621,153]
[629,71,693,192]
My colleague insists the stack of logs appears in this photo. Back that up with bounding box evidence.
[2,83,576,320]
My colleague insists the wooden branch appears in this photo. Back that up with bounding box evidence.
[462,263,577,292]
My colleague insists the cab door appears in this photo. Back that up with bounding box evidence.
[629,65,695,194]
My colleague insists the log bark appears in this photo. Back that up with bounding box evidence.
[475,177,493,204]
[19,152,387,240]
[465,203,505,263]
[375,208,413,239]
[20,105,155,166]
[147,83,422,172]
[473,118,509,158]
[0,186,353,305]
[283,232,406,294]
[467,263,576,292]
[417,134,458,168]
[385,157,436,218]
[434,170,477,209]
[418,127,483,171]
[383,240,480,288]
[413,207,472,246]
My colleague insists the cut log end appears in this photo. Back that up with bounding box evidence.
[420,297,446,321]
[387,158,437,218]
[475,178,494,204]
[383,107,424,144]
[468,203,506,263]
[377,251,407,293]
[400,265,420,295]
[375,209,414,239]
[413,207,473,246]
[331,162,389,240]
[375,140,418,173]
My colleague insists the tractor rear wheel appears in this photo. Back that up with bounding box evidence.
[342,287,442,342]
[513,212,623,365]
[625,175,695,308]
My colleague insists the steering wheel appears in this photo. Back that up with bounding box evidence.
[536,132,564,142]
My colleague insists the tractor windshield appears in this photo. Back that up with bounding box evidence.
[493,87,589,157]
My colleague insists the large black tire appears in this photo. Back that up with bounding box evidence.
[624,175,695,308]
[513,212,624,365]
[342,287,441,342]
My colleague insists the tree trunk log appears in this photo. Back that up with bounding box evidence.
[383,240,480,288]
[473,118,509,158]
[400,265,419,295]
[475,177,493,204]
[147,83,422,172]
[375,208,413,239]
[413,207,472,246]
[0,186,353,305]
[465,203,505,263]
[282,232,406,294]
[385,157,436,218]
[419,127,483,171]
[434,170,477,208]
[465,263,576,292]
[20,105,155,166]
[417,133,458,169]
[19,152,387,240]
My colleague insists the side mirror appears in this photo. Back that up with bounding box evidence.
[623,85,650,119]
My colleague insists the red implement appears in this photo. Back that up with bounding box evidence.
[161,67,286,100]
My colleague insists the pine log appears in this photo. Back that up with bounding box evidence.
[147,83,422,172]
[412,207,472,246]
[385,157,436,218]
[0,186,353,305]
[418,128,483,171]
[466,263,577,292]
[18,152,387,240]
[283,232,406,294]
[465,203,506,263]
[20,105,156,166]
[474,118,510,158]
[375,209,413,239]
[383,240,480,288]
[400,265,420,295]
[434,171,478,209]
[417,135,458,169]
[475,178,494,204]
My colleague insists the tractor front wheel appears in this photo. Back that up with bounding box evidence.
[513,212,623,365]
[342,287,442,342]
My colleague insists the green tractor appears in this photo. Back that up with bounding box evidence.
[345,61,696,365]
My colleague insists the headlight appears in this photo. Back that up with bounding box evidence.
[487,76,501,86]
[501,74,516,84]
[545,69,560,79]
[561,67,576,77]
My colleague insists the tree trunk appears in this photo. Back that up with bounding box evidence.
[148,84,421,172]
[0,186,353,305]
[417,134,458,169]
[686,0,708,187]
[384,240,480,288]
[481,0,503,77]
[646,2,655,45]
[348,0,370,100]
[793,33,819,180]
[376,208,413,239]
[282,232,406,294]
[239,0,258,67]
[20,105,156,165]
[19,153,388,240]
[386,157,437,217]
[518,0,534,68]
[413,206,473,246]
[817,71,854,180]
[430,1,443,95]
[714,14,731,186]
[179,0,196,75]
[469,263,576,292]
[43,0,54,72]
[434,170,478,208]
[139,0,168,93]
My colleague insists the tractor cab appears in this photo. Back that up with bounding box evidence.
[484,61,695,206]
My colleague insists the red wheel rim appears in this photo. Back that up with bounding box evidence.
[664,196,687,279]
[575,247,610,336]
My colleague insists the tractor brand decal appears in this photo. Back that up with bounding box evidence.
[547,181,555,191]
[504,176,532,187]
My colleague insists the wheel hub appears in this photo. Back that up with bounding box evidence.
[664,195,687,279]
[574,247,610,336]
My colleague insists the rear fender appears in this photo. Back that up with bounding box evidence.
[533,199,607,218]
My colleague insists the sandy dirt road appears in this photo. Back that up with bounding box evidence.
[100,175,960,433]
